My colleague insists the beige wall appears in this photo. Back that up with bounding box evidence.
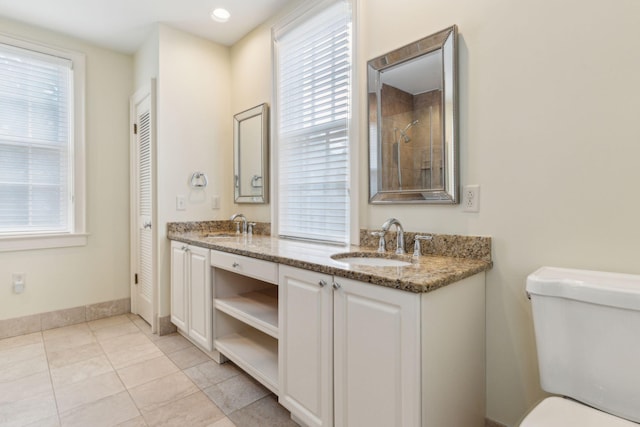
[155,25,232,316]
[232,0,640,424]
[0,18,133,320]
[229,0,304,223]
[359,0,640,425]
[134,26,159,89]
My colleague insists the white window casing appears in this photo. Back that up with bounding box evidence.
[273,0,353,245]
[0,33,86,251]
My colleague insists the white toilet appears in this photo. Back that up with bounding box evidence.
[522,266,640,426]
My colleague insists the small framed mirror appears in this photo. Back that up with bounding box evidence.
[368,25,458,204]
[234,103,269,203]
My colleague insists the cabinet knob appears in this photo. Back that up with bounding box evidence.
[181,245,189,252]
[319,280,327,287]
[232,262,240,268]
[332,282,341,290]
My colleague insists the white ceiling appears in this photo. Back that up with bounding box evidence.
[0,0,292,53]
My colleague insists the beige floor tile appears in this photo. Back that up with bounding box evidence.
[228,395,298,427]
[0,332,42,352]
[59,391,140,427]
[116,415,148,427]
[44,328,97,353]
[117,355,179,389]
[142,391,225,427]
[0,317,295,427]
[42,323,91,341]
[93,322,140,342]
[0,346,48,383]
[103,342,164,370]
[99,331,153,354]
[47,342,105,369]
[210,418,237,427]
[128,371,198,413]
[202,374,270,415]
[130,317,152,336]
[0,342,46,369]
[0,370,53,403]
[88,315,132,331]
[54,371,125,413]
[24,414,60,427]
[100,332,163,370]
[0,389,58,427]
[50,355,114,388]
[166,346,210,370]
[184,361,239,390]
[153,334,193,354]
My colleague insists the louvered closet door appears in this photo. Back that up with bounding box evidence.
[132,88,154,326]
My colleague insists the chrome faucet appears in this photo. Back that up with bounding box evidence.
[230,213,248,234]
[381,217,405,255]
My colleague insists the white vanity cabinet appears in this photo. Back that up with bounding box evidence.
[170,241,212,351]
[210,250,280,394]
[279,266,334,427]
[278,264,486,427]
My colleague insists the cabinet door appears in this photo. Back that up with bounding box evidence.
[333,277,421,427]
[188,245,212,351]
[170,241,188,332]
[279,265,333,427]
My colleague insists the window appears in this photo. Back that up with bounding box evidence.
[273,0,352,245]
[0,34,86,251]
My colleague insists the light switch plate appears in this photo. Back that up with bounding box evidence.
[211,195,220,209]
[176,195,186,211]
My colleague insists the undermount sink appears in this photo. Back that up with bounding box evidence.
[331,253,412,267]
[204,233,238,238]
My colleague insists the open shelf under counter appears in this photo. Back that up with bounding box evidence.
[214,287,278,339]
[214,328,278,394]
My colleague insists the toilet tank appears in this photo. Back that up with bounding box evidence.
[526,267,640,423]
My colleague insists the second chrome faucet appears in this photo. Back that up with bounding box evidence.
[230,213,257,236]
[379,217,405,255]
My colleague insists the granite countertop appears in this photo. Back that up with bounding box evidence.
[168,226,492,294]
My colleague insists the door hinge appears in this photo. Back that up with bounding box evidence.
[134,273,138,285]
[133,123,138,134]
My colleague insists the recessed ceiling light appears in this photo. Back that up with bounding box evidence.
[211,8,231,23]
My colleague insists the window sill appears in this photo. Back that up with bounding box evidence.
[0,233,89,252]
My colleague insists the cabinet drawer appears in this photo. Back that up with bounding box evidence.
[210,250,278,284]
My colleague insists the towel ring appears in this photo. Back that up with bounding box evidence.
[190,172,208,188]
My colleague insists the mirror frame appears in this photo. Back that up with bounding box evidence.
[234,103,269,204]
[367,25,458,204]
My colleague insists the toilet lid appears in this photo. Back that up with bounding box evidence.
[520,397,638,427]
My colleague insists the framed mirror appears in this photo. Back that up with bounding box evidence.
[234,103,269,203]
[368,25,458,204]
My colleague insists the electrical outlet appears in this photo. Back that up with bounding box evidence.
[12,273,25,294]
[463,185,480,212]
[176,195,186,211]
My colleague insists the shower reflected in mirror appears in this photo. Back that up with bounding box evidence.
[368,25,458,204]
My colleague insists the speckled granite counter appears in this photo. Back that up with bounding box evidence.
[168,222,492,294]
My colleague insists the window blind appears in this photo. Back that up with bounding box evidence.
[275,0,351,245]
[0,43,73,234]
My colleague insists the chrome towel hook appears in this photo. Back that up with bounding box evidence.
[190,172,208,188]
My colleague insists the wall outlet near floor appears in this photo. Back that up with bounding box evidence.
[176,195,186,211]
[12,273,25,294]
[463,185,480,212]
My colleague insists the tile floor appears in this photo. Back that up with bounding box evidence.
[0,314,298,427]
